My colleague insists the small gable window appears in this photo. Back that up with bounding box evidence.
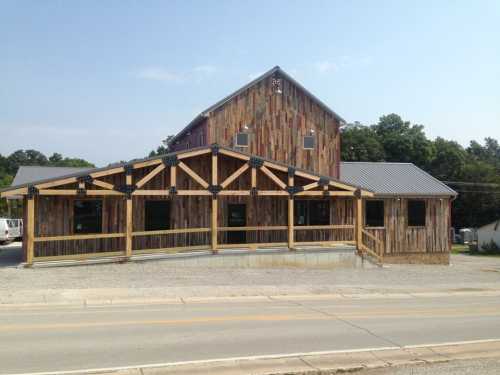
[365,200,385,227]
[408,200,426,227]
[74,200,102,234]
[303,135,315,150]
[235,133,249,147]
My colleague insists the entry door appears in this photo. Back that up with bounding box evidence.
[227,204,246,244]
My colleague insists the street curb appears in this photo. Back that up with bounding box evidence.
[1,289,500,309]
[8,339,500,375]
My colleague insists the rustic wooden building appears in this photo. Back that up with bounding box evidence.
[0,66,457,265]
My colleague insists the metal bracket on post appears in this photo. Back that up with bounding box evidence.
[124,164,134,176]
[162,155,179,167]
[287,185,303,197]
[208,185,221,199]
[119,184,136,199]
[354,188,362,199]
[287,167,295,178]
[169,186,177,196]
[250,187,258,197]
[211,143,219,155]
[27,185,38,199]
[76,188,86,197]
[248,156,264,169]
[318,176,330,187]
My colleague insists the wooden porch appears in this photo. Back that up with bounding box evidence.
[1,145,382,265]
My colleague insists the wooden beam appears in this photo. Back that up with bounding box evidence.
[133,245,210,256]
[133,190,169,196]
[38,189,124,196]
[1,187,28,198]
[218,226,287,232]
[170,165,177,187]
[260,166,287,190]
[211,197,218,253]
[178,148,212,160]
[35,177,78,189]
[328,180,357,192]
[177,190,211,196]
[126,198,133,258]
[212,151,218,186]
[34,232,126,242]
[132,159,162,169]
[251,167,257,188]
[288,174,294,250]
[220,163,249,189]
[356,197,363,252]
[26,197,34,265]
[219,148,250,161]
[302,182,319,191]
[178,161,209,189]
[91,179,115,190]
[263,161,288,173]
[135,163,166,189]
[294,170,320,182]
[90,167,125,179]
[257,190,289,196]
[132,228,210,236]
[294,224,355,230]
[34,251,125,263]
[219,190,251,196]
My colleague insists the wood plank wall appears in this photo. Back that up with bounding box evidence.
[364,198,450,256]
[171,75,341,178]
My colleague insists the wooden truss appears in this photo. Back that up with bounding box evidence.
[0,145,375,264]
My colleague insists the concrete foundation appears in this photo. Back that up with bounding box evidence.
[133,246,374,269]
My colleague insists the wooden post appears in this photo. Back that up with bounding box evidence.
[26,197,34,266]
[288,174,294,250]
[356,196,363,252]
[125,173,133,258]
[251,167,257,188]
[170,165,177,187]
[211,150,218,253]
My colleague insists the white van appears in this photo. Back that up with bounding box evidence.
[0,218,22,244]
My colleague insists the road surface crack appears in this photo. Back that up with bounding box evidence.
[272,297,403,349]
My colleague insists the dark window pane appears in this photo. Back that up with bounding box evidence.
[145,200,170,231]
[408,200,426,227]
[365,200,384,227]
[236,133,249,147]
[294,200,329,225]
[74,200,102,234]
[303,136,315,149]
[309,200,330,225]
[294,200,308,226]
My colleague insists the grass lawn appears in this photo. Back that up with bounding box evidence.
[452,244,500,257]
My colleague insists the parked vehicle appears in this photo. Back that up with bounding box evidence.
[0,218,23,244]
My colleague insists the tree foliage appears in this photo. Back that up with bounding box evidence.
[342,114,500,229]
[0,150,95,216]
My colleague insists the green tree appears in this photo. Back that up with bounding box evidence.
[341,122,385,162]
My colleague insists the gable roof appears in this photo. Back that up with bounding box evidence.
[169,66,346,145]
[12,166,92,187]
[340,162,458,197]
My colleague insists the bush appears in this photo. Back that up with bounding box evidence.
[481,240,500,253]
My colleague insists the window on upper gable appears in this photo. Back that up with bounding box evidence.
[303,135,315,150]
[235,133,249,147]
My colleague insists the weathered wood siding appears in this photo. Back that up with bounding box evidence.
[172,75,341,178]
[364,198,451,257]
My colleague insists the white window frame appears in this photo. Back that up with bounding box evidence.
[235,132,249,147]
[303,135,315,150]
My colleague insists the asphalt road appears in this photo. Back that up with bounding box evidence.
[1,294,500,374]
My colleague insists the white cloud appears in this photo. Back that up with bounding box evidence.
[314,61,337,73]
[137,67,182,82]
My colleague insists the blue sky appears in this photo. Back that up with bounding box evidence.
[1,0,499,166]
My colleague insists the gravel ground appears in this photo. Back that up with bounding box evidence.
[354,358,500,374]
[1,243,500,297]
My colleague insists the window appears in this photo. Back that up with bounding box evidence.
[145,200,170,231]
[408,200,426,227]
[235,132,249,147]
[303,135,315,150]
[74,200,102,234]
[365,200,385,227]
[294,200,330,226]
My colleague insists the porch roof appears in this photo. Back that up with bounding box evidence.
[1,145,370,196]
[340,162,457,197]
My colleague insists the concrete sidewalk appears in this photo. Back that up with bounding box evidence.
[25,339,500,375]
[2,288,500,309]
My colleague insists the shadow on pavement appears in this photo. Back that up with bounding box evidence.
[0,242,23,268]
